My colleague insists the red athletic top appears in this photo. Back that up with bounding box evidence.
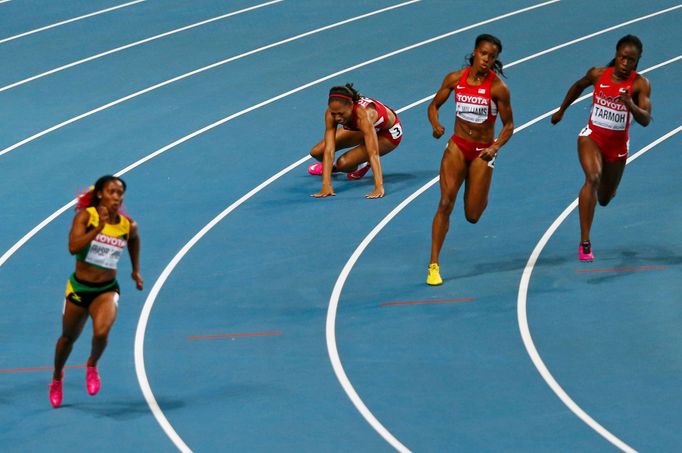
[343,97,395,132]
[588,67,637,145]
[453,67,498,125]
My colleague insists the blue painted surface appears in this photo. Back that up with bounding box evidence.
[0,0,680,451]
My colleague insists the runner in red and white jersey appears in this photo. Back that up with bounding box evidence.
[551,34,652,262]
[425,33,514,285]
[586,67,637,158]
[308,83,403,199]
[342,96,398,137]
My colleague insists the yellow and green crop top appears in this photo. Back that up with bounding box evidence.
[75,207,130,270]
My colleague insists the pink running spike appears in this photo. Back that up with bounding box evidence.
[49,372,64,408]
[307,162,323,175]
[347,162,370,180]
[86,366,101,396]
[578,241,594,262]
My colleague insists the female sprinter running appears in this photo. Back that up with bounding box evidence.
[49,175,143,408]
[551,35,651,261]
[426,34,514,285]
[308,83,403,199]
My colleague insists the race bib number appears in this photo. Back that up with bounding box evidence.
[388,123,403,140]
[591,95,628,130]
[456,102,489,124]
[85,234,126,269]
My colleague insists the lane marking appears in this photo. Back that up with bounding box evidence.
[0,0,285,93]
[388,5,682,112]
[326,57,681,452]
[187,331,283,340]
[1,6,677,451]
[517,125,681,453]
[0,1,426,269]
[130,3,564,450]
[509,4,682,68]
[3,8,674,450]
[0,0,562,269]
[575,265,666,273]
[0,0,420,158]
[0,0,145,45]
[381,298,475,306]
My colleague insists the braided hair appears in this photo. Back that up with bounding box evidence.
[467,34,505,77]
[328,83,361,105]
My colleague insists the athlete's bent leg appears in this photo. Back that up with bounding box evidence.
[84,292,118,396]
[598,160,626,206]
[309,130,364,175]
[462,157,494,223]
[309,139,326,161]
[50,300,89,407]
[335,136,397,172]
[310,129,364,161]
[53,301,89,380]
[87,292,118,368]
[578,137,603,243]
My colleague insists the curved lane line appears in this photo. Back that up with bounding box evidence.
[133,37,678,453]
[0,0,145,45]
[0,0,420,158]
[134,154,310,452]
[328,128,682,453]
[323,110,562,452]
[517,125,681,453]
[3,6,677,448]
[0,0,285,94]
[131,3,567,449]
[0,0,561,272]
[324,56,680,450]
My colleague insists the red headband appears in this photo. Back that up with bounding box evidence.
[329,93,353,102]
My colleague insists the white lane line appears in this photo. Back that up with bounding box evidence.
[328,57,681,452]
[0,0,13,4]
[0,0,420,158]
[322,114,565,453]
[1,3,672,446]
[0,0,432,265]
[135,20,681,453]
[509,3,682,67]
[133,154,310,453]
[0,0,145,45]
[0,0,285,93]
[131,3,565,449]
[0,5,673,445]
[388,4,682,112]
[324,59,682,453]
[517,126,681,453]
